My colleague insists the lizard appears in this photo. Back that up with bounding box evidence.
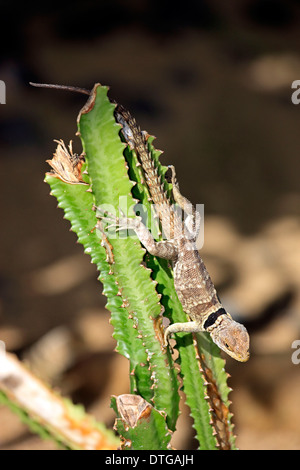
[104,104,250,363]
[29,83,249,362]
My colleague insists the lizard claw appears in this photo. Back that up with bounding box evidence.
[168,165,177,185]
[163,331,174,354]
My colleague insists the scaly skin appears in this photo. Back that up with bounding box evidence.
[106,105,250,362]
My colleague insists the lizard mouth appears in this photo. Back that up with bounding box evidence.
[225,340,250,362]
[231,349,250,362]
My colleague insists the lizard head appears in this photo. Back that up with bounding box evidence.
[210,315,250,362]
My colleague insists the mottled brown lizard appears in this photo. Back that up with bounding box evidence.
[29,82,249,362]
[109,104,250,362]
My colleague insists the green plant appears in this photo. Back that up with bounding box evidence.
[0,83,236,450]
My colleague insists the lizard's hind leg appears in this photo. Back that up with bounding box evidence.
[96,207,178,261]
[168,165,194,216]
[168,165,199,237]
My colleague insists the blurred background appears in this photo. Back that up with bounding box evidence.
[1,0,300,450]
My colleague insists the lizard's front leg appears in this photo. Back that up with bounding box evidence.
[163,321,203,348]
[96,208,178,261]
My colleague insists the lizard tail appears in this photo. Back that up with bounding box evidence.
[115,104,169,208]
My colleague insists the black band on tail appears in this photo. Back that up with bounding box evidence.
[203,308,227,330]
